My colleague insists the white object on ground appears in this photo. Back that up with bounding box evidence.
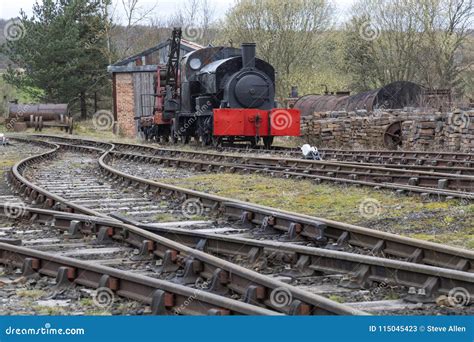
[301,144,322,160]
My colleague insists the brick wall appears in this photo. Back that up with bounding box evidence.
[300,109,474,152]
[115,73,136,138]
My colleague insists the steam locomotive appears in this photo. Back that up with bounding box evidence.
[139,28,300,148]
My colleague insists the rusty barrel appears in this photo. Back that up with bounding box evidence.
[8,103,68,121]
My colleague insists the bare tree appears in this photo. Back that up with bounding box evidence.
[166,0,217,45]
[344,0,474,96]
[222,0,335,97]
[417,0,474,92]
[112,0,159,58]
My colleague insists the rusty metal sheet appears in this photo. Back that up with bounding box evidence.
[8,103,68,121]
[294,81,423,116]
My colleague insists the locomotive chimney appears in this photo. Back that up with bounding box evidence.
[241,43,256,68]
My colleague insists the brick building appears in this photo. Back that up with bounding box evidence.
[108,39,202,137]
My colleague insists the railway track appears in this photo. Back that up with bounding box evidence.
[3,135,473,314]
[0,213,276,315]
[5,138,370,315]
[218,145,474,168]
[112,147,474,199]
[2,204,473,314]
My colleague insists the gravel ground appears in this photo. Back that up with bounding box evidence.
[0,270,147,315]
[108,157,201,180]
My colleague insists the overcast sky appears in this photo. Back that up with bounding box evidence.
[0,0,356,22]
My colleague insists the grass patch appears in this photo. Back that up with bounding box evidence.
[31,305,66,315]
[153,213,180,222]
[79,298,94,306]
[0,159,17,168]
[16,289,46,299]
[328,294,345,303]
[73,120,118,140]
[383,291,400,300]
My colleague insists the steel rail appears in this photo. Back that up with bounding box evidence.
[331,160,474,176]
[3,205,473,305]
[109,142,474,190]
[217,146,474,167]
[115,144,474,175]
[0,242,278,316]
[9,138,111,218]
[108,149,474,199]
[7,139,366,315]
[21,135,474,271]
[26,133,474,167]
[30,134,473,170]
[31,136,472,197]
[59,209,474,304]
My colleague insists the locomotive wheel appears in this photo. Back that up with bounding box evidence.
[180,135,190,144]
[170,124,178,144]
[200,133,212,146]
[212,137,222,147]
[138,130,146,142]
[263,137,274,149]
[250,137,260,149]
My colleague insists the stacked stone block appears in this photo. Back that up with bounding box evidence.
[300,109,474,152]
